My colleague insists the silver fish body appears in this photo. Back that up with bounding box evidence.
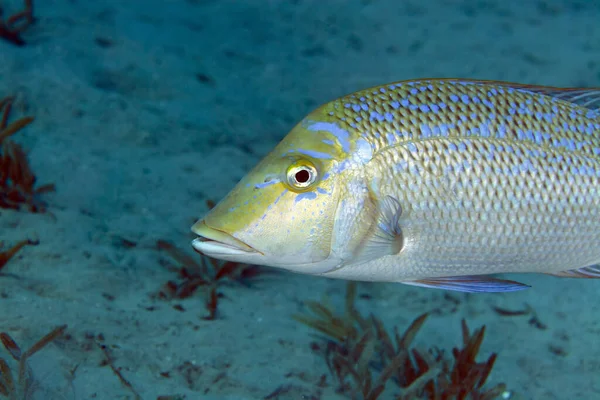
[192,79,600,292]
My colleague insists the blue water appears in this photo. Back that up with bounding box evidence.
[1,0,599,399]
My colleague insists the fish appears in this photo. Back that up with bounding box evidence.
[191,78,600,293]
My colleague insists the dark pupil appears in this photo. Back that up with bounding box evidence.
[295,169,310,183]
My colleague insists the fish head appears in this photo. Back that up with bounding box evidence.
[191,107,364,274]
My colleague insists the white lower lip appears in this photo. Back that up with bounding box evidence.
[192,238,258,257]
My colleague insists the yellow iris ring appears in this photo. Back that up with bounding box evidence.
[285,160,319,192]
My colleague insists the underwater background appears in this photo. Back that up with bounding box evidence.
[1,0,600,398]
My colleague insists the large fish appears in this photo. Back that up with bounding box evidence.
[191,79,600,292]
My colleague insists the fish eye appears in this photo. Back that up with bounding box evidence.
[286,161,318,190]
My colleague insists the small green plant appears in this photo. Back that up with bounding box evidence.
[294,282,507,399]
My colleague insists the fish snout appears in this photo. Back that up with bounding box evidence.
[191,220,260,259]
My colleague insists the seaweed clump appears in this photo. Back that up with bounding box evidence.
[294,283,507,400]
[0,325,66,399]
[156,239,267,320]
[0,96,54,212]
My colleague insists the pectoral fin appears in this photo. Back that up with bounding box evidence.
[402,275,530,293]
[353,195,404,265]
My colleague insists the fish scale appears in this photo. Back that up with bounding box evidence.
[321,80,600,280]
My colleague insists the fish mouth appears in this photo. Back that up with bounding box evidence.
[191,220,260,257]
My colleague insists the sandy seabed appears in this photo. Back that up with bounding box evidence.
[1,0,599,399]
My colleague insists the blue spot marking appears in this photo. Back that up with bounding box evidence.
[479,123,490,137]
[295,192,317,203]
[386,133,397,144]
[308,122,351,153]
[401,99,410,107]
[430,104,440,113]
[483,99,494,108]
[255,179,280,189]
[521,159,534,172]
[421,123,432,137]
[294,148,332,159]
[450,94,459,103]
[419,104,430,113]
[384,112,394,122]
[360,103,369,111]
[586,123,595,135]
[410,88,419,95]
[370,111,385,122]
[439,123,449,136]
[560,138,576,151]
[516,129,525,140]
[391,101,400,109]
[395,160,408,171]
[352,104,361,112]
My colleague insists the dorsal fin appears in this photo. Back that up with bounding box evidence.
[520,86,600,111]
